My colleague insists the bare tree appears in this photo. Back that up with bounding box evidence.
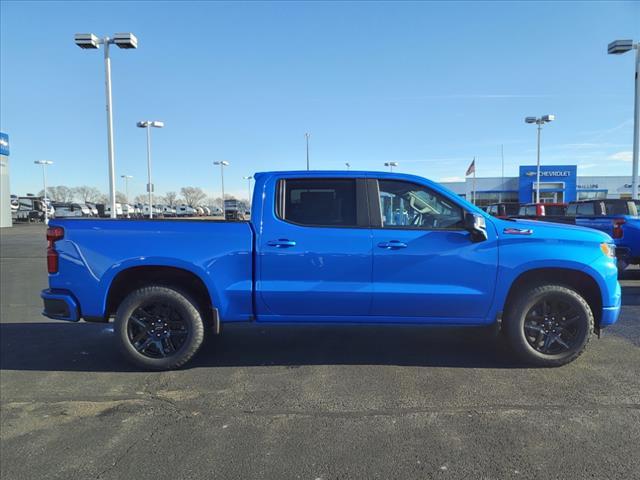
[73,186,102,203]
[115,191,127,204]
[164,191,178,207]
[39,186,74,202]
[133,194,148,204]
[180,187,207,207]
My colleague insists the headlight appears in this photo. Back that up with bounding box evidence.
[600,243,616,258]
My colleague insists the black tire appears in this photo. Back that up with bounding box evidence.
[114,285,205,370]
[504,284,594,367]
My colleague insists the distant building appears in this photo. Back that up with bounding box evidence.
[441,164,633,207]
[0,132,10,228]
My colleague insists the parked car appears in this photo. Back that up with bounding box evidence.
[13,196,47,222]
[121,204,135,218]
[486,202,520,219]
[516,202,573,224]
[85,203,99,217]
[41,170,621,371]
[52,203,85,218]
[566,199,640,271]
[176,204,196,217]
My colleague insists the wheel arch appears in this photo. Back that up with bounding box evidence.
[104,266,214,324]
[502,267,603,329]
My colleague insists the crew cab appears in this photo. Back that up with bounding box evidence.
[41,171,621,370]
[566,199,640,271]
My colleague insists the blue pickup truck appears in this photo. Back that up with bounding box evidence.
[41,171,621,370]
[566,199,640,271]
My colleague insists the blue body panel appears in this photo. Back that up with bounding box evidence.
[42,170,621,329]
[47,219,253,321]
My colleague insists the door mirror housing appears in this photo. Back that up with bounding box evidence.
[464,212,488,242]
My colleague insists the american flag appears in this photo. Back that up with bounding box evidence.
[465,158,475,176]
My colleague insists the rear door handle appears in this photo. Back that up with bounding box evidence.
[267,239,297,248]
[377,240,407,249]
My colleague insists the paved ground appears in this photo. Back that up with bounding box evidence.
[1,223,639,480]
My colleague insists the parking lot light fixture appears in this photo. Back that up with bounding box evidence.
[120,175,133,204]
[345,162,351,170]
[34,160,53,224]
[305,133,311,170]
[214,161,230,213]
[137,121,164,218]
[384,161,398,172]
[608,39,639,200]
[524,115,555,203]
[75,32,138,218]
[243,175,253,206]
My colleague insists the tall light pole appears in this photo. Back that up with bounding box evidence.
[120,175,133,204]
[34,160,53,224]
[608,39,639,200]
[384,161,398,172]
[137,121,164,218]
[74,33,138,218]
[525,115,555,203]
[305,132,311,170]
[243,175,253,206]
[345,162,351,170]
[214,161,229,212]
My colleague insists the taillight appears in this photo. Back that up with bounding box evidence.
[46,226,64,273]
[612,219,625,239]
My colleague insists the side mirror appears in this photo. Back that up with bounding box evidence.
[464,212,488,242]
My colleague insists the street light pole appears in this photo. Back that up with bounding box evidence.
[75,32,138,218]
[536,122,542,203]
[634,44,640,200]
[525,115,555,203]
[384,162,398,172]
[305,132,310,170]
[608,39,639,199]
[103,38,117,218]
[345,162,351,170]
[34,160,53,224]
[243,175,253,205]
[121,175,132,204]
[137,121,164,219]
[214,161,229,213]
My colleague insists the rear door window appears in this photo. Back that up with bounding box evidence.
[278,179,358,227]
[577,203,595,216]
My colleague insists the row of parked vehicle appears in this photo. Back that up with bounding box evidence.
[10,195,224,221]
[485,199,640,271]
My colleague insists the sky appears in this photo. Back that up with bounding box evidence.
[1,1,639,201]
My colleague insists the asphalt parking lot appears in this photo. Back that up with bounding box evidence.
[1,223,639,480]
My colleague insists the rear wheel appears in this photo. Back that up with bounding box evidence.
[115,285,205,370]
[504,284,593,367]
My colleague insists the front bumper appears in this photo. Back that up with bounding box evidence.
[41,289,80,322]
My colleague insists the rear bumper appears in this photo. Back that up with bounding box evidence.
[41,289,80,322]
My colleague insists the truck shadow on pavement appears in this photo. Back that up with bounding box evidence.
[0,322,529,372]
[2,283,638,373]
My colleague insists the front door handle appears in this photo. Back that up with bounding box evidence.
[377,240,407,249]
[267,239,297,248]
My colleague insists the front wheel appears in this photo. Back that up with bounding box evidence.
[115,286,205,370]
[504,284,594,367]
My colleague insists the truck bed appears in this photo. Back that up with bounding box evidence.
[47,218,254,322]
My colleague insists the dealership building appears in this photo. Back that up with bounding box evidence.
[441,165,634,208]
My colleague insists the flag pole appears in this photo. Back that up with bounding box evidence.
[473,157,477,205]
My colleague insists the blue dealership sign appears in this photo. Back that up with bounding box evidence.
[518,165,577,203]
[0,132,9,156]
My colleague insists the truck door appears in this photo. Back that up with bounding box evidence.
[256,177,373,319]
[370,178,498,322]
